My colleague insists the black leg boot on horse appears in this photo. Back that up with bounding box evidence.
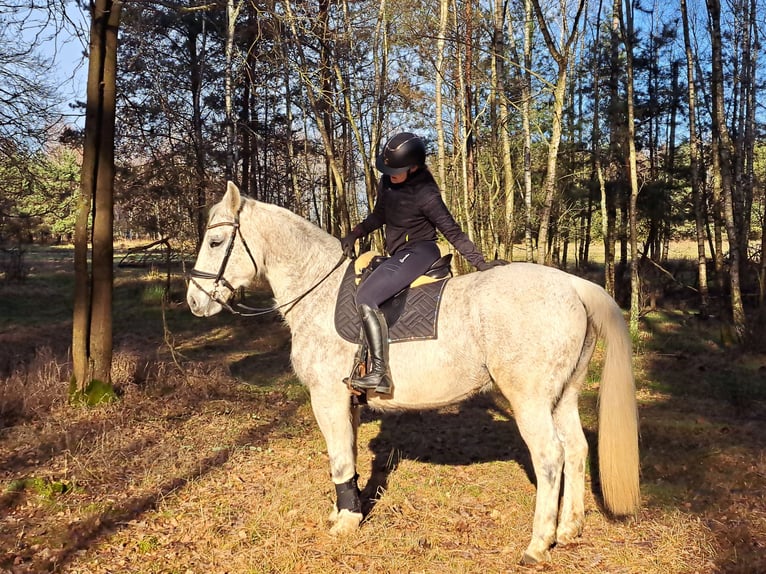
[351,304,393,395]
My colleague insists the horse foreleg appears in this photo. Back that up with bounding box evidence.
[513,407,564,564]
[310,391,363,535]
[552,388,587,545]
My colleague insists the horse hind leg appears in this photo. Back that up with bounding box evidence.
[552,384,588,545]
[554,329,596,545]
[511,405,565,564]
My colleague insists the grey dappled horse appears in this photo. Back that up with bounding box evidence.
[186,181,640,564]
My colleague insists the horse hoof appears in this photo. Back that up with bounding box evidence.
[556,525,583,546]
[520,548,551,565]
[329,509,362,536]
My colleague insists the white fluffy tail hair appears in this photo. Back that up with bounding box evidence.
[572,277,640,515]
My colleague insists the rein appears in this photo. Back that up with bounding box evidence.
[188,213,347,317]
[234,255,347,317]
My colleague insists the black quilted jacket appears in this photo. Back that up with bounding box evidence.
[355,168,485,268]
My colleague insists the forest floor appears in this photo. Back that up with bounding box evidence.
[0,248,765,573]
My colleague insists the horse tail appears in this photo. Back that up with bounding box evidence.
[571,277,640,516]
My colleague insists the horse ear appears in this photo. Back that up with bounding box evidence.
[224,181,241,213]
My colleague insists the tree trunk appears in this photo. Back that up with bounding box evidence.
[464,0,478,249]
[522,0,534,262]
[72,23,100,388]
[744,0,757,270]
[681,0,709,316]
[435,0,449,189]
[707,0,747,342]
[224,0,243,182]
[452,0,472,256]
[618,0,641,336]
[604,0,622,296]
[534,68,567,266]
[368,0,388,209]
[71,0,122,402]
[187,13,207,246]
[531,0,586,266]
[284,56,302,216]
[732,0,754,268]
[492,0,514,258]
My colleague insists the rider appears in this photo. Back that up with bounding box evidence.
[340,132,509,395]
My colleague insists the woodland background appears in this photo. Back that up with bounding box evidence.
[2,0,766,335]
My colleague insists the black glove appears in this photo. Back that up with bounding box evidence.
[340,234,357,259]
[476,259,510,271]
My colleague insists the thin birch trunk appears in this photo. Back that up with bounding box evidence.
[522,0,534,262]
[224,0,243,182]
[531,0,586,265]
[618,0,641,336]
[681,0,709,315]
[490,0,514,258]
[706,0,747,342]
[435,0,449,189]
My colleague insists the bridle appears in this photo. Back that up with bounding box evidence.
[188,212,253,313]
[187,209,346,317]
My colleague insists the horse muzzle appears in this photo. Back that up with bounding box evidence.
[187,285,224,317]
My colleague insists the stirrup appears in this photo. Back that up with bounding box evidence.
[343,341,370,399]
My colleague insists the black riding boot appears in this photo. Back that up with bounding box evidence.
[351,304,393,394]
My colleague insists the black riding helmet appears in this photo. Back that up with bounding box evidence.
[375,132,426,176]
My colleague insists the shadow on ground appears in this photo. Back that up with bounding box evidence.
[357,393,536,512]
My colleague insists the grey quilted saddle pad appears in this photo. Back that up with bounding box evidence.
[334,262,449,344]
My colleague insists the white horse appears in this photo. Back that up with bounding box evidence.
[186,181,640,564]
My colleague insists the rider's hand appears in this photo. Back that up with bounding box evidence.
[476,259,510,271]
[340,234,357,259]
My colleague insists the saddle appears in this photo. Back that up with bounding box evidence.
[334,251,452,344]
[354,251,453,288]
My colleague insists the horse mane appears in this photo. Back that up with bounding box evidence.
[239,196,341,287]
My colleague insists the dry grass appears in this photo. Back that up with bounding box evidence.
[1,253,764,573]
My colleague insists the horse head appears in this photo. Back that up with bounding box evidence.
[187,181,258,317]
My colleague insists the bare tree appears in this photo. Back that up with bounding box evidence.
[434,0,449,189]
[223,0,244,182]
[706,0,746,342]
[0,2,67,159]
[522,0,534,262]
[282,0,349,237]
[681,0,709,316]
[531,0,586,265]
[490,0,515,259]
[616,0,640,335]
[72,0,122,400]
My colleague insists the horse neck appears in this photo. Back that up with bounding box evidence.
[243,200,342,312]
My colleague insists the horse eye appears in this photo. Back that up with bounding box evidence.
[209,236,224,248]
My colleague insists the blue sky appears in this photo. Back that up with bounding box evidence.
[24,2,90,128]
[54,3,89,127]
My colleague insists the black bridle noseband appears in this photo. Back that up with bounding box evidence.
[188,210,346,317]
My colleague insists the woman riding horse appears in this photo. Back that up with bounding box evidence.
[187,180,640,564]
[340,132,509,394]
